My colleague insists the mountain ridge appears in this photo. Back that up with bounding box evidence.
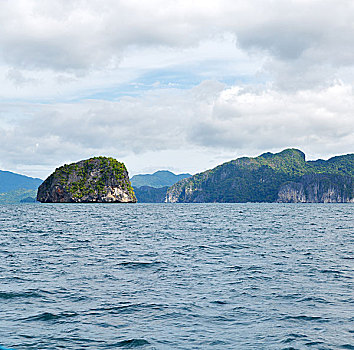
[165,149,354,203]
[0,170,42,194]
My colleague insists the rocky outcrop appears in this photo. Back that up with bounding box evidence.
[277,174,354,203]
[37,157,136,203]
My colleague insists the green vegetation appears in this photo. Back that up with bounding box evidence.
[166,149,354,203]
[134,186,168,203]
[0,188,37,204]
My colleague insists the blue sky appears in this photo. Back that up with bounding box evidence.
[0,0,353,178]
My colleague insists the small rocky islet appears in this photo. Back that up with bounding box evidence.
[37,157,136,203]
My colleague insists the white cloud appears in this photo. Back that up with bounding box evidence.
[1,0,354,87]
[191,83,354,155]
[1,81,353,178]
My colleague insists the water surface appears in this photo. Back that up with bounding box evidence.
[0,203,353,349]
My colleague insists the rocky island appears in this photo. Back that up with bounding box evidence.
[164,149,354,203]
[37,157,136,203]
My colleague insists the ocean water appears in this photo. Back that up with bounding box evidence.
[0,203,353,350]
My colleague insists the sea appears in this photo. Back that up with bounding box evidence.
[0,203,353,350]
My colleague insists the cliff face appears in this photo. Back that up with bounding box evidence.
[277,174,354,203]
[165,149,354,203]
[37,157,136,203]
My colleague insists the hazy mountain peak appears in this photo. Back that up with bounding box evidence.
[131,170,192,188]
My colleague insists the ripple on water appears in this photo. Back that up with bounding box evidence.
[23,311,79,322]
[117,261,163,268]
[282,315,329,322]
[0,291,43,300]
[87,303,165,316]
[107,339,150,348]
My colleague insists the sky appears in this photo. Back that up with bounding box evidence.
[0,0,353,179]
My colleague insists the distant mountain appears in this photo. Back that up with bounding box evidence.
[20,196,37,203]
[0,170,42,193]
[131,170,191,188]
[0,170,42,203]
[166,149,354,203]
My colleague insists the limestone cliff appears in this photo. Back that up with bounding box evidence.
[37,157,136,203]
[277,174,354,203]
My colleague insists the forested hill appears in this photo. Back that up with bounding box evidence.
[165,149,354,203]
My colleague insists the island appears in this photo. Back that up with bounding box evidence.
[165,149,354,203]
[37,157,136,203]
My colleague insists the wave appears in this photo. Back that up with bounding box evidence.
[88,303,165,316]
[283,315,328,322]
[0,290,42,299]
[107,339,150,348]
[117,261,162,269]
[23,311,78,322]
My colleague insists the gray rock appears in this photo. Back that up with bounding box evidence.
[277,174,354,203]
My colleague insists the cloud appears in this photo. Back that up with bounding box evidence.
[1,81,353,177]
[0,0,213,73]
[190,83,354,154]
[7,68,37,85]
[1,0,354,89]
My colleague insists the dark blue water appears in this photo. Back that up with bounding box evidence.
[0,204,353,349]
